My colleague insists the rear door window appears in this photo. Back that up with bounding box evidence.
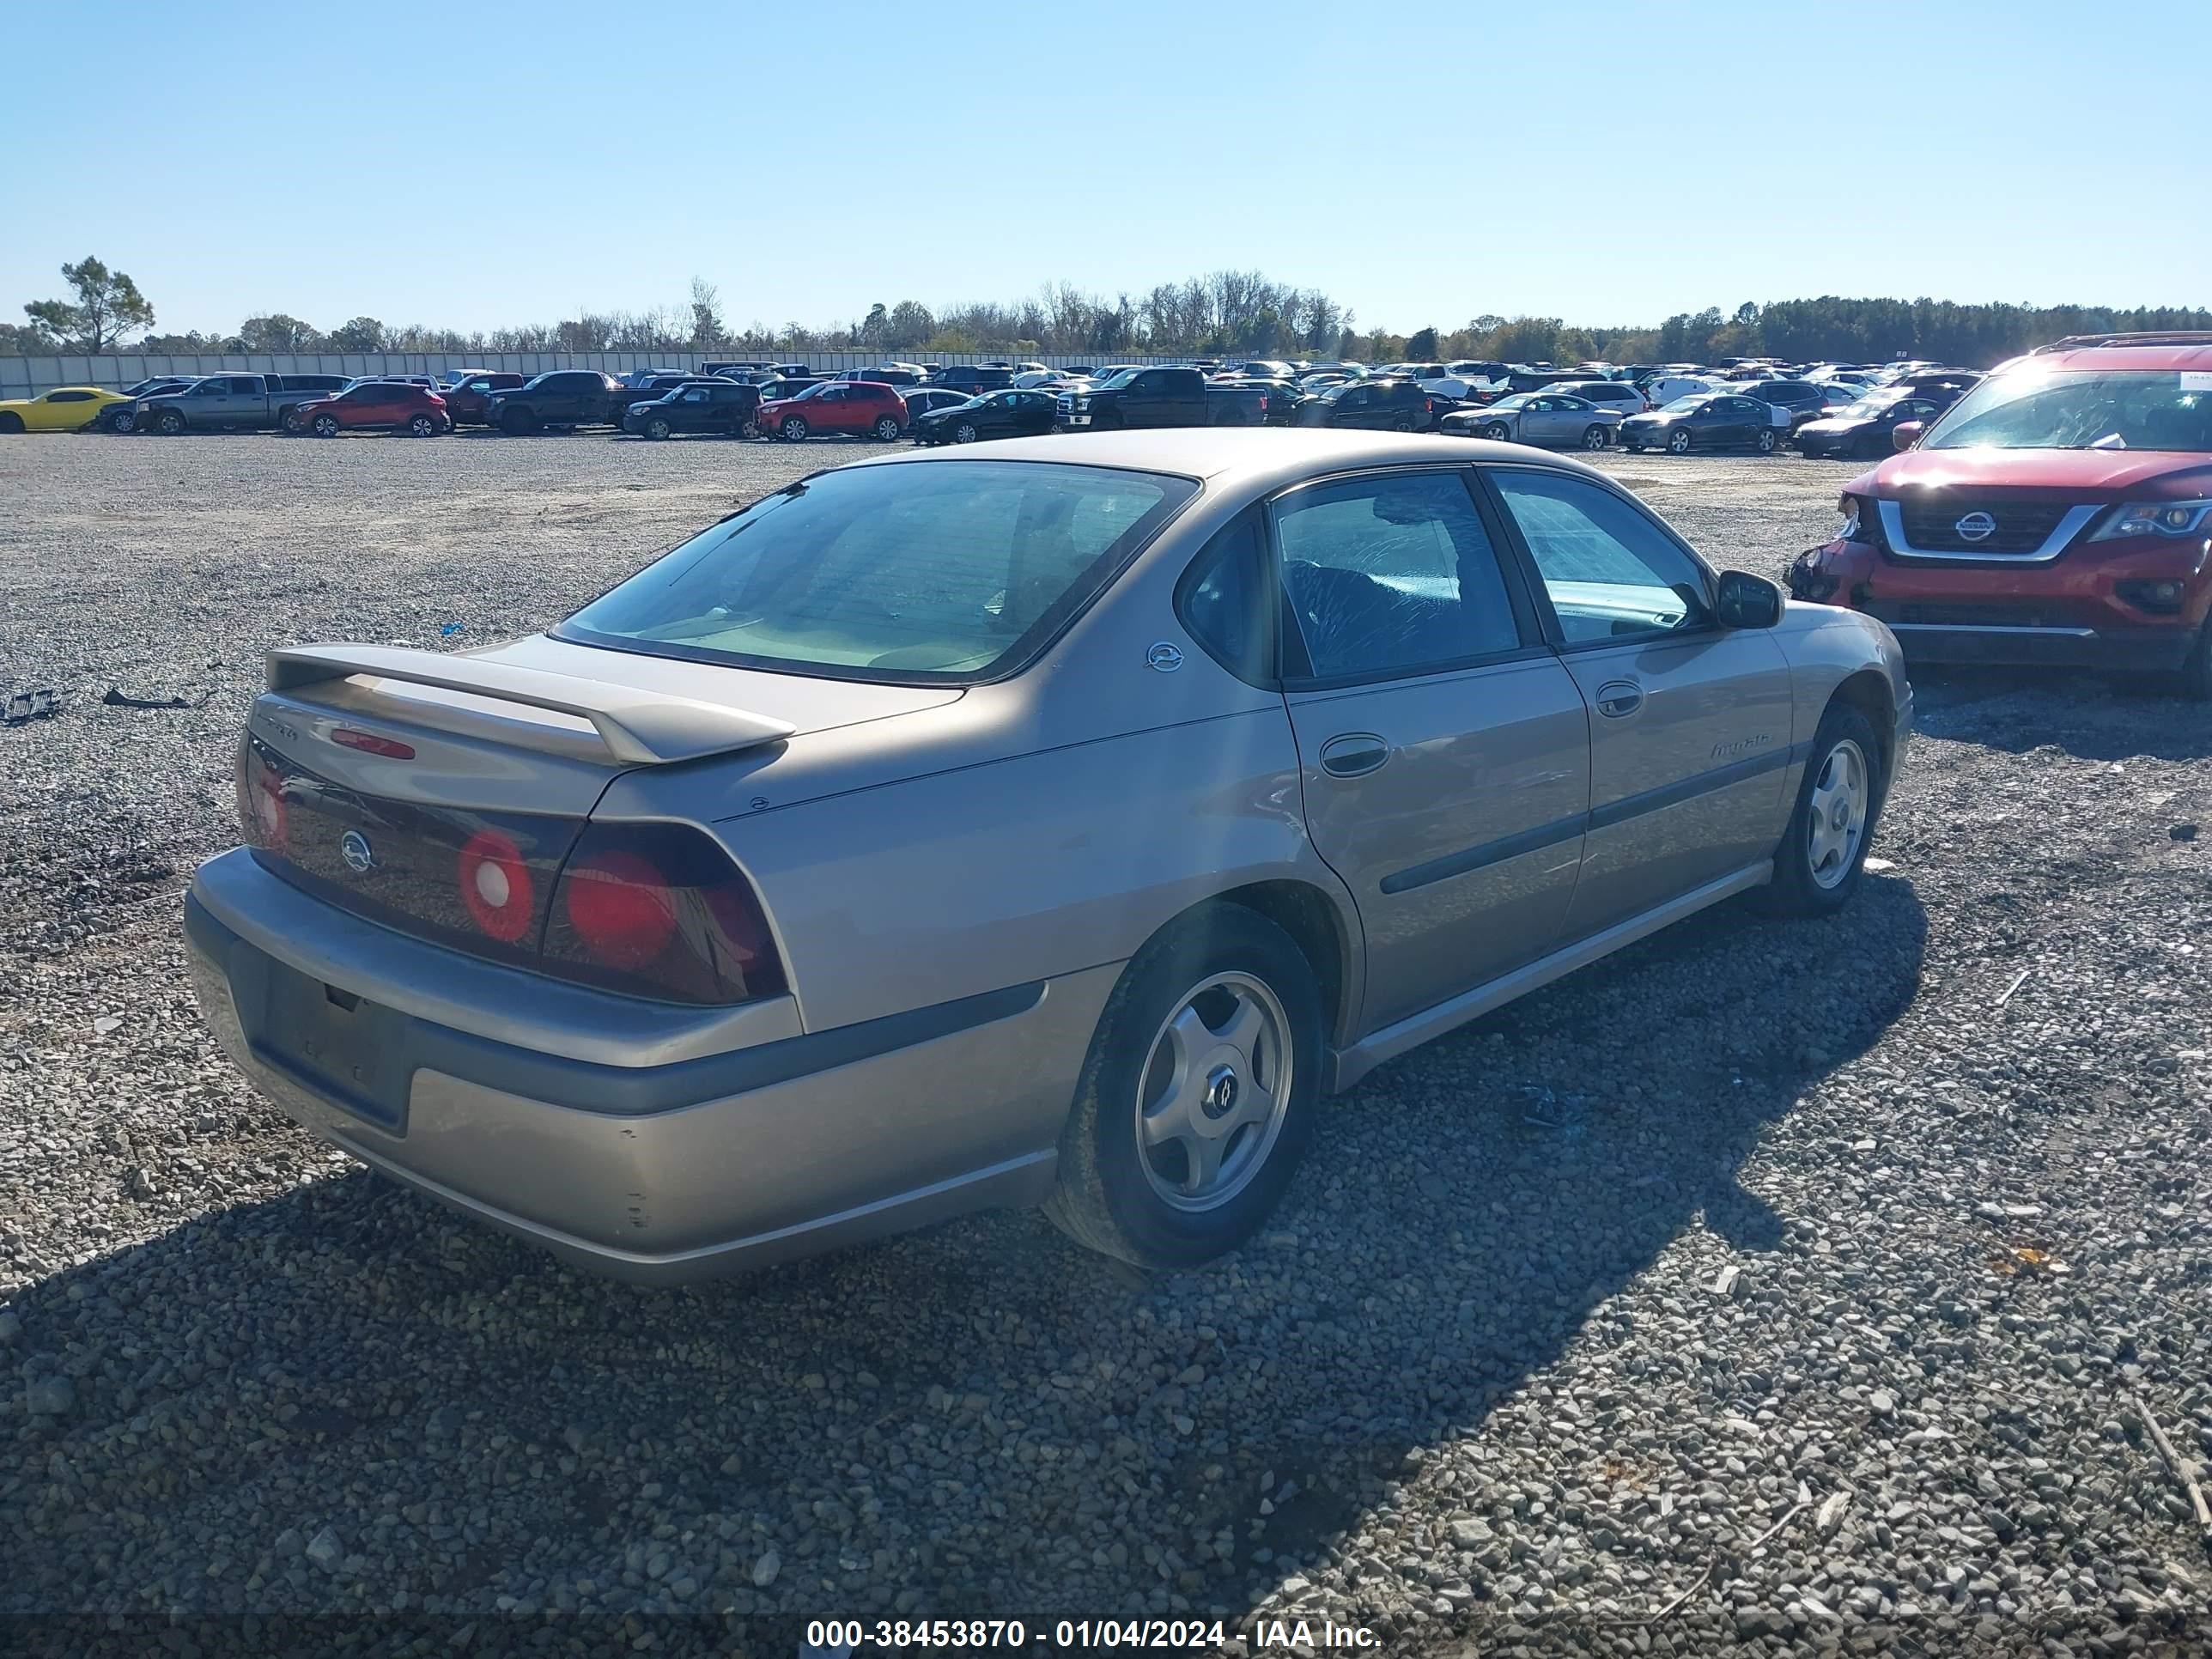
[1273,471,1524,681]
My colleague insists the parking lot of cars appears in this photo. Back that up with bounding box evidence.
[3,422,2210,1653]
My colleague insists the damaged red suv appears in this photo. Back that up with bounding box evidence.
[1789,332,2212,696]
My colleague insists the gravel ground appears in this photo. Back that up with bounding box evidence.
[3,431,2210,1658]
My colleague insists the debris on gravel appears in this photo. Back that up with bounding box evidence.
[3,435,2210,1656]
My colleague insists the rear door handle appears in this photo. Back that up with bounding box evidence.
[1594,679,1644,719]
[1319,733,1390,777]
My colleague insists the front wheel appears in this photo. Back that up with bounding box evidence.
[1667,428,1692,454]
[644,416,672,441]
[2178,624,2212,702]
[1581,424,1610,451]
[1762,703,1886,918]
[110,410,138,434]
[407,413,438,438]
[312,413,340,438]
[0,413,21,434]
[953,422,979,444]
[1755,427,1778,454]
[1043,905,1323,1269]
[780,416,809,441]
[155,410,187,436]
[1483,422,1511,441]
[872,415,902,441]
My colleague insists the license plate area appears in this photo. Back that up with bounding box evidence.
[240,954,414,1133]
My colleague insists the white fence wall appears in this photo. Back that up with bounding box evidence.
[0,349,1194,398]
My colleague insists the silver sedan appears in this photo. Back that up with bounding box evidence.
[186,431,1910,1282]
[1443,392,1625,450]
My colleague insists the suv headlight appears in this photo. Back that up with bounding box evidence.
[2089,499,2212,542]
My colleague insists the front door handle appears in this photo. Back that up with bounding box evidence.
[1594,679,1644,719]
[1319,733,1390,777]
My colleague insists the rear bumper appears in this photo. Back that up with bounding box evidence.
[184,848,1115,1284]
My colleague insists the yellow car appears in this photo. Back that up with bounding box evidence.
[0,386,129,433]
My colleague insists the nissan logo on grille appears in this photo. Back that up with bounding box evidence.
[1954,511,1997,543]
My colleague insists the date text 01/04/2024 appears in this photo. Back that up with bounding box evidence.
[802,1618,1382,1650]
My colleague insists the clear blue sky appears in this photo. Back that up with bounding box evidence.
[3,1,2206,339]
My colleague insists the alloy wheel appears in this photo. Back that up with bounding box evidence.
[1133,972,1295,1212]
[1807,738,1869,889]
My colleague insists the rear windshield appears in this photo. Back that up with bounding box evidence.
[1925,367,2212,452]
[556,460,1197,684]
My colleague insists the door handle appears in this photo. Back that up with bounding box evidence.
[1594,679,1644,719]
[1319,733,1390,777]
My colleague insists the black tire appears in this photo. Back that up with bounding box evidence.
[872,415,902,441]
[312,413,340,438]
[110,410,138,434]
[1581,424,1610,451]
[1755,427,1778,454]
[1624,442,1643,453]
[1761,702,1887,918]
[0,412,21,434]
[501,406,535,436]
[1392,413,1415,433]
[780,416,808,441]
[952,422,979,444]
[644,416,672,441]
[1667,427,1692,454]
[2178,625,2212,702]
[407,413,438,438]
[155,409,186,436]
[1042,905,1324,1269]
[278,405,306,434]
[1483,422,1511,441]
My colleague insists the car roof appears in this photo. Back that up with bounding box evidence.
[844,428,1613,491]
[2014,343,2212,372]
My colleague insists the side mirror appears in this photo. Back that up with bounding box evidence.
[1715,569,1784,629]
[1891,420,1925,452]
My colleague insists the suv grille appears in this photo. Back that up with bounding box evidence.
[1898,499,2073,553]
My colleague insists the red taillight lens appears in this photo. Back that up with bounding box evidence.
[544,823,786,1005]
[562,849,677,968]
[237,740,290,854]
[331,727,416,759]
[458,828,535,942]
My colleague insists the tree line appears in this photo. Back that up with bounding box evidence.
[9,256,2209,368]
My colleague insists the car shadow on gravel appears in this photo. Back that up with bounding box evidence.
[1910,667,2212,763]
[4,881,1923,1650]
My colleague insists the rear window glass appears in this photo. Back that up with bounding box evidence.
[556,460,1196,684]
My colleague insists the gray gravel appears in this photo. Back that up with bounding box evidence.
[4,430,2211,1658]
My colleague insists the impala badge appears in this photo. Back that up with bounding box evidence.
[1146,641,1184,672]
[339,830,374,873]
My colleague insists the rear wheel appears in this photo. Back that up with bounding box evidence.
[407,413,437,438]
[1667,427,1692,454]
[155,410,186,435]
[780,416,809,441]
[1581,423,1610,450]
[280,406,307,434]
[312,412,340,438]
[1755,427,1778,454]
[872,415,902,441]
[1392,412,1415,433]
[644,416,672,441]
[1762,702,1885,917]
[1043,905,1323,1269]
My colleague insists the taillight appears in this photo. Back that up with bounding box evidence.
[544,823,786,1005]
[237,744,289,854]
[458,828,536,942]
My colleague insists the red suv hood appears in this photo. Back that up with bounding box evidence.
[1863,447,2212,499]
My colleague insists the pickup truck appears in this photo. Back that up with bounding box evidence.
[137,373,350,435]
[434,371,527,427]
[481,370,635,434]
[1055,366,1273,430]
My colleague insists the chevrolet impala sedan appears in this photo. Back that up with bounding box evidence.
[185,430,1911,1283]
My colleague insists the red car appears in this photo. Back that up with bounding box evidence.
[435,371,526,426]
[297,382,452,438]
[1788,331,2212,696]
[757,380,907,442]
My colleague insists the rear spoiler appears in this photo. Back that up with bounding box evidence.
[265,644,795,765]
